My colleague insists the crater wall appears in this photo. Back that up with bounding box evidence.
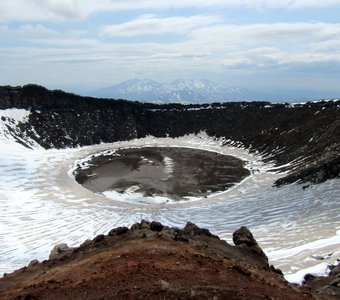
[1,84,339,185]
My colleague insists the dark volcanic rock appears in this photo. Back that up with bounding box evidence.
[183,221,216,238]
[233,226,269,264]
[233,226,261,248]
[1,85,339,186]
[108,226,129,236]
[28,259,39,267]
[150,221,164,232]
[330,264,340,277]
[92,234,105,243]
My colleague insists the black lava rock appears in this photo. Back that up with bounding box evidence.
[150,221,164,232]
[108,227,129,236]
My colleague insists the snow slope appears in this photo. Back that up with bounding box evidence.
[0,110,339,285]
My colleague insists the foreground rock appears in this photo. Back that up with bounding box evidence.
[0,221,336,299]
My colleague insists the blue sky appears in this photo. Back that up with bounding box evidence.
[1,0,340,98]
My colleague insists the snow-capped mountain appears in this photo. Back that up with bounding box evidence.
[88,79,272,103]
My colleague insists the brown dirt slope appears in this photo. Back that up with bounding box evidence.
[0,221,337,300]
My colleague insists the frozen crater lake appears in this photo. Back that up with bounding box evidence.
[73,147,250,203]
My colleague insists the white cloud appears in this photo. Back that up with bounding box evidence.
[16,25,60,38]
[0,0,87,22]
[222,47,340,70]
[1,6,340,90]
[186,22,340,70]
[2,20,339,62]
[313,39,340,52]
[4,21,339,70]
[288,0,340,8]
[190,22,340,46]
[101,15,221,37]
[1,0,340,23]
[29,37,100,48]
[0,24,59,38]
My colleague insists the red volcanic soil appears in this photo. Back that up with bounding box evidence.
[0,221,338,300]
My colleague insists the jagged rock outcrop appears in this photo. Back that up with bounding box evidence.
[0,221,336,299]
[0,84,339,185]
[233,226,268,265]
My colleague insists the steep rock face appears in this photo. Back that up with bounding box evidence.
[1,84,339,185]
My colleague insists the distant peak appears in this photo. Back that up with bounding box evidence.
[88,78,273,103]
[122,78,159,84]
[169,79,217,90]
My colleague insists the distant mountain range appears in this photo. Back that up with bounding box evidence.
[87,79,274,103]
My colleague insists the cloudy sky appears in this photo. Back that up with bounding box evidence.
[1,0,340,98]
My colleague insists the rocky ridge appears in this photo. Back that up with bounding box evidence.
[0,84,339,186]
[0,221,338,299]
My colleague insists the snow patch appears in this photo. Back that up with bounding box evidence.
[0,108,41,149]
[163,156,174,176]
[285,262,331,285]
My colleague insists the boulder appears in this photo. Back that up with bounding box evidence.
[329,263,340,277]
[93,234,105,243]
[49,243,74,260]
[150,221,164,232]
[183,222,216,238]
[108,226,129,236]
[233,226,268,263]
[28,259,39,267]
[131,220,150,231]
